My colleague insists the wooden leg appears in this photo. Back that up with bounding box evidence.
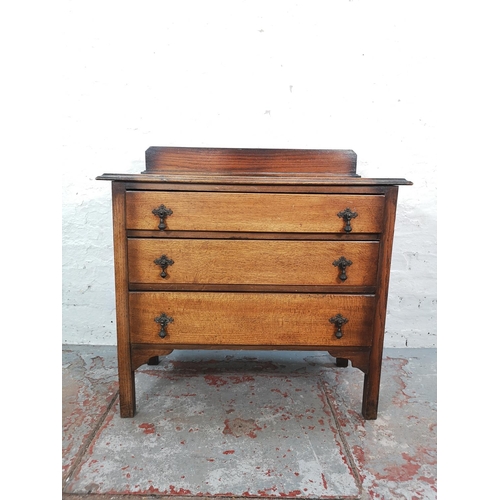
[147,356,160,365]
[336,357,349,367]
[360,186,398,420]
[112,182,136,418]
[118,366,136,418]
[361,370,380,420]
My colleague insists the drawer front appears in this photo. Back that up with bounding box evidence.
[126,191,385,233]
[128,239,379,286]
[129,292,375,347]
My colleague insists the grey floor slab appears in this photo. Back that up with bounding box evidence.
[62,346,436,499]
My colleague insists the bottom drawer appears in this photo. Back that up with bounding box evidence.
[129,292,375,347]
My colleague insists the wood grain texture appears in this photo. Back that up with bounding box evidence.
[99,148,411,419]
[111,182,135,417]
[97,173,413,186]
[126,191,385,233]
[125,183,391,194]
[127,239,379,286]
[144,147,358,176]
[362,186,399,419]
[128,292,375,347]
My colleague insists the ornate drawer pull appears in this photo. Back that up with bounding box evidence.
[337,207,358,232]
[329,314,348,339]
[154,313,174,338]
[152,204,173,230]
[154,254,174,278]
[333,256,352,281]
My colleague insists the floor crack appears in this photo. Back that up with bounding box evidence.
[62,390,119,492]
[320,378,363,499]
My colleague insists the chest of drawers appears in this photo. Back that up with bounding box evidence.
[97,147,411,419]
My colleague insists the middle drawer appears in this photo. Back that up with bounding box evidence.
[128,239,379,286]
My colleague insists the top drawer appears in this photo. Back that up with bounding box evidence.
[126,191,385,233]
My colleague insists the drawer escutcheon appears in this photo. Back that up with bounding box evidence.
[329,314,349,339]
[333,256,353,281]
[337,207,358,232]
[154,312,174,338]
[154,254,175,279]
[152,204,173,230]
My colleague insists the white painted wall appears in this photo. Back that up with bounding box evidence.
[61,0,438,347]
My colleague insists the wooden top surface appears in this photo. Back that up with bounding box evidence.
[96,147,412,185]
[96,172,412,185]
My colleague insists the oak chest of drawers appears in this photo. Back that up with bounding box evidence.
[97,147,411,419]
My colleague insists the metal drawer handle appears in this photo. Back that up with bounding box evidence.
[154,254,174,279]
[329,314,348,339]
[333,256,352,281]
[337,207,358,232]
[152,204,173,230]
[155,313,174,338]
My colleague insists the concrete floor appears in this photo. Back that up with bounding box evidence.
[62,346,436,499]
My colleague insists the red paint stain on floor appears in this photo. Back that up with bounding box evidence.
[223,449,235,455]
[418,475,436,485]
[138,423,155,435]
[376,448,436,482]
[228,375,255,384]
[387,357,411,407]
[223,417,262,438]
[86,412,114,455]
[169,485,192,495]
[204,375,228,387]
[279,489,303,497]
[321,472,328,489]
[204,374,256,386]
[257,487,278,495]
[271,388,290,397]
